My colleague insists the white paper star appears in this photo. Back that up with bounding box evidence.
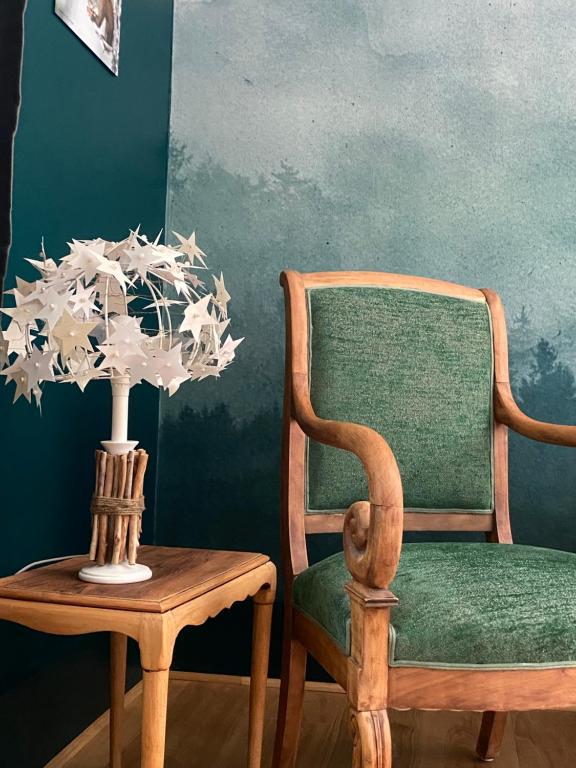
[69,280,98,319]
[25,257,58,276]
[117,228,144,268]
[149,264,189,287]
[6,277,37,298]
[166,375,189,396]
[52,310,99,357]
[67,352,101,391]
[184,272,205,290]
[143,298,185,311]
[123,242,163,281]
[97,258,129,291]
[31,384,43,407]
[62,240,107,283]
[190,363,222,381]
[36,287,72,328]
[1,298,43,329]
[97,343,130,375]
[214,335,243,366]
[125,353,160,387]
[20,347,55,388]
[153,343,189,388]
[173,231,207,268]
[12,372,32,403]
[106,315,147,360]
[1,321,29,356]
[179,294,218,341]
[213,272,231,317]
[2,357,32,403]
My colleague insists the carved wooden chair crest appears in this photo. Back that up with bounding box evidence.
[273,270,576,767]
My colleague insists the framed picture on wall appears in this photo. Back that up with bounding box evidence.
[55,0,122,75]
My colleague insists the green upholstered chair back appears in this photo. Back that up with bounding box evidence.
[306,285,494,514]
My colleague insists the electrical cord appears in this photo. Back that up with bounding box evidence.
[15,555,86,574]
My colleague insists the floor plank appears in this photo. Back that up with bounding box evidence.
[58,678,576,767]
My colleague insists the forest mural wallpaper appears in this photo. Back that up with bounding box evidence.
[158,0,576,671]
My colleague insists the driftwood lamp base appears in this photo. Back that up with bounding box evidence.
[79,446,152,584]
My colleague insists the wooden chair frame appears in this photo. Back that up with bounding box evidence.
[272,270,576,768]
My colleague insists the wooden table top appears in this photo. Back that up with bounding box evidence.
[0,546,270,613]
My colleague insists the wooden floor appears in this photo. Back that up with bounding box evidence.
[58,675,576,767]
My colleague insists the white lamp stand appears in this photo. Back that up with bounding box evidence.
[79,377,152,584]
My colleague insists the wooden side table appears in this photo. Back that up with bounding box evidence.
[0,546,276,768]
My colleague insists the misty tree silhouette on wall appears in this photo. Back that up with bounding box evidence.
[161,136,576,555]
[509,337,576,551]
[165,137,343,420]
[167,135,339,272]
[517,338,576,421]
[159,402,282,557]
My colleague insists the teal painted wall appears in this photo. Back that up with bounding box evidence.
[159,0,576,676]
[0,2,173,764]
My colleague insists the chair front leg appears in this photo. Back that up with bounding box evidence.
[350,709,392,768]
[346,581,397,768]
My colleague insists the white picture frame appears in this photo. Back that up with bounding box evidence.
[55,0,122,76]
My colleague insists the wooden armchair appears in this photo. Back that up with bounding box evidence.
[272,270,576,768]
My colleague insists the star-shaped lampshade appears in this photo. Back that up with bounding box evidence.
[0,230,243,405]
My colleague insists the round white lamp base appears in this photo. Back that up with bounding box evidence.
[78,561,152,584]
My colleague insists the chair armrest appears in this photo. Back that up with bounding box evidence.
[495,381,576,447]
[292,373,404,589]
[481,287,576,447]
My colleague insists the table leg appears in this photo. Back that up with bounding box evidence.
[110,632,128,768]
[141,668,170,768]
[248,594,274,768]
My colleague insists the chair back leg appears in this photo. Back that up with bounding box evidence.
[477,711,508,762]
[272,616,307,768]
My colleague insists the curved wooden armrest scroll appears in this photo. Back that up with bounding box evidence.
[495,382,576,447]
[343,500,402,590]
[292,374,404,589]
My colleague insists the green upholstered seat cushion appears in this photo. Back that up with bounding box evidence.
[292,543,576,668]
[306,287,494,512]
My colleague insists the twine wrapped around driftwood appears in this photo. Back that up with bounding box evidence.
[89,448,149,566]
[91,497,145,516]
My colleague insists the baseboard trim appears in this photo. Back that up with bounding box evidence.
[45,672,344,767]
[169,669,344,694]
